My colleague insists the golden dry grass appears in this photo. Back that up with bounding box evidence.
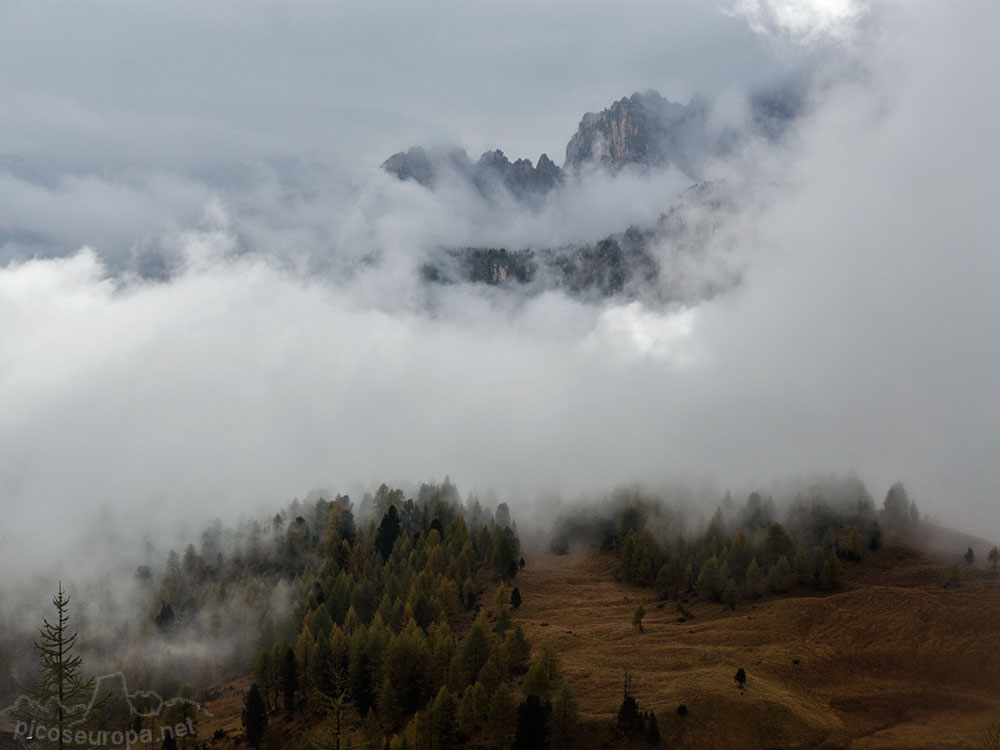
[196,543,1000,749]
[512,545,1000,749]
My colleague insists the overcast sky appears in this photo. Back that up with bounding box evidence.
[0,0,811,173]
[1,0,998,577]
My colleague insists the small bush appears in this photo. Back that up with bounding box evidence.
[617,695,640,731]
[646,711,660,745]
[633,604,646,632]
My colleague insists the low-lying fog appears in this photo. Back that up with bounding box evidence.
[0,0,997,592]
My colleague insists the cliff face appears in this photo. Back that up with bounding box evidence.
[376,88,795,303]
[564,91,710,175]
[382,88,800,192]
[565,96,648,167]
[473,149,564,196]
[419,179,739,302]
[381,90,697,195]
[421,234,655,299]
[381,91,695,190]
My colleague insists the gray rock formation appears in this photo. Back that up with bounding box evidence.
[381,147,563,200]
[421,180,739,302]
[383,87,801,192]
[564,90,712,176]
[381,146,474,189]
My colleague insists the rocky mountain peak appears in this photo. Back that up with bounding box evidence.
[564,90,709,175]
[381,146,563,200]
[382,87,800,193]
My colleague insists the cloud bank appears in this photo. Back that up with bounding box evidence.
[727,0,869,44]
[1,1,998,583]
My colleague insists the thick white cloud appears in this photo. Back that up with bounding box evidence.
[0,0,998,583]
[727,0,869,44]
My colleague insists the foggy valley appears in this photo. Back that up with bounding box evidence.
[1,0,998,748]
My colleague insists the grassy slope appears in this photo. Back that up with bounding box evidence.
[193,541,999,749]
[512,545,1000,750]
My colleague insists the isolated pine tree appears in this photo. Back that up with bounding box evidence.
[510,586,522,610]
[734,667,747,688]
[632,604,646,632]
[27,582,96,750]
[617,667,640,733]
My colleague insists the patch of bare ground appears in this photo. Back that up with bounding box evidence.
[513,544,1000,749]
[197,676,250,746]
[198,675,323,749]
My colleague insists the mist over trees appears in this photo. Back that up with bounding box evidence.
[0,480,539,742]
[549,476,893,607]
[234,479,585,749]
[5,475,586,749]
[6,472,993,749]
[881,482,920,536]
[17,584,97,749]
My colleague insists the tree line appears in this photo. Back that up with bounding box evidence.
[241,481,580,750]
[554,478,906,608]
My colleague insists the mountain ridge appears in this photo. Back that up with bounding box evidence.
[420,179,739,302]
[382,87,800,195]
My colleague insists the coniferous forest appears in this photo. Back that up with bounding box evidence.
[7,475,1000,749]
